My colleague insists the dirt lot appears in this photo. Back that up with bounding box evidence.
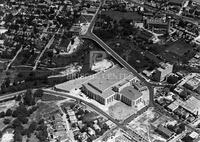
[108,101,137,121]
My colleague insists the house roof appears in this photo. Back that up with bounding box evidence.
[120,86,142,101]
[157,125,174,138]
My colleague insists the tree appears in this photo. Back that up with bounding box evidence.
[0,111,5,118]
[12,118,22,128]
[18,116,28,124]
[15,95,22,101]
[0,130,2,138]
[12,104,29,117]
[24,89,35,106]
[34,89,43,98]
[5,108,12,116]
[28,121,37,133]
[14,130,22,142]
[4,77,10,88]
[28,106,38,114]
[3,118,11,124]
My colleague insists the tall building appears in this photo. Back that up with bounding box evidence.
[153,62,173,82]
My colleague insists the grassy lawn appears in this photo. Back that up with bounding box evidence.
[41,93,65,101]
[164,40,192,57]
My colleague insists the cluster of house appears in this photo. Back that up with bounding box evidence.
[64,105,110,142]
[156,74,200,124]
[69,0,100,34]
[0,0,68,62]
[43,108,71,142]
[188,52,200,68]
[182,0,200,19]
[152,118,199,142]
[82,66,149,110]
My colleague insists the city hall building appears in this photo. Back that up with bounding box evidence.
[82,66,145,107]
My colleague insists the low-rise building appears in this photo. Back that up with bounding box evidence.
[145,18,170,34]
[156,125,175,139]
[184,76,200,90]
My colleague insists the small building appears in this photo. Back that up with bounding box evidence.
[132,81,147,92]
[189,131,199,139]
[184,77,200,90]
[145,18,169,34]
[157,125,174,139]
[88,127,96,136]
[87,7,96,13]
[174,86,184,95]
[167,101,180,112]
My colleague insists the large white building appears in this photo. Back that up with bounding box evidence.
[82,66,146,108]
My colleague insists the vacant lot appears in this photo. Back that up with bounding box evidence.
[165,40,192,57]
[108,102,137,121]
[128,108,167,142]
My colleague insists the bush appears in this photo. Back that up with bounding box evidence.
[18,116,28,124]
[5,109,12,116]
[3,118,11,125]
[12,104,29,117]
[0,111,5,118]
[34,89,43,98]
[14,129,22,142]
[28,121,37,133]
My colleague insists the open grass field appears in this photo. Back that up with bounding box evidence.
[41,93,65,101]
[164,40,192,57]
[148,39,195,64]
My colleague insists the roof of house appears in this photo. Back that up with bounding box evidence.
[157,125,174,138]
[120,86,142,101]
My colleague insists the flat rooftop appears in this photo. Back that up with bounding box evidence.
[87,66,132,93]
[83,66,134,99]
[120,86,142,101]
